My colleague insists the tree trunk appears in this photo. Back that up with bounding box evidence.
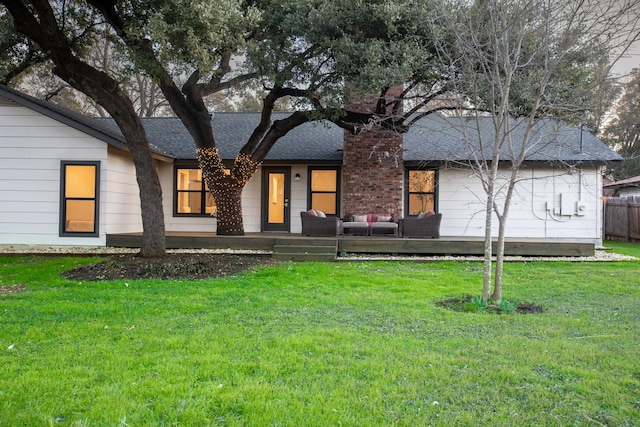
[198,148,260,236]
[115,112,166,257]
[4,0,167,257]
[481,163,499,303]
[482,195,494,303]
[212,186,245,236]
[491,164,519,303]
[492,218,506,304]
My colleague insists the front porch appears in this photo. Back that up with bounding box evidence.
[106,232,595,260]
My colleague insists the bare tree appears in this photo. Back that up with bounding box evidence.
[9,38,172,118]
[435,0,640,303]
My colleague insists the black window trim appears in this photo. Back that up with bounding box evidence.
[405,167,438,217]
[173,165,215,217]
[307,166,341,217]
[59,160,100,237]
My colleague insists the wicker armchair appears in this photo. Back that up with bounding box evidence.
[400,213,442,238]
[300,211,342,236]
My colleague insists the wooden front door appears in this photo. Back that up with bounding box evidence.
[261,167,291,232]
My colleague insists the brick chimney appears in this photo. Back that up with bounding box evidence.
[342,86,404,217]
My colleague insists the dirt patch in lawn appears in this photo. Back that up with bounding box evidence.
[62,252,277,281]
[436,296,544,314]
[0,284,27,295]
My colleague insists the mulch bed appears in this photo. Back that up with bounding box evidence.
[61,253,277,281]
[436,296,544,314]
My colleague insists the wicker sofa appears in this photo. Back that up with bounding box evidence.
[399,213,442,238]
[300,211,342,236]
[342,213,398,236]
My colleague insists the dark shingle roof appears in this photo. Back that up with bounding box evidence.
[403,113,622,163]
[131,112,618,163]
[0,84,619,164]
[118,113,344,161]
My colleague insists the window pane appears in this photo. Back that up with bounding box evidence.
[311,170,337,192]
[408,194,434,215]
[65,165,96,198]
[177,169,202,191]
[268,173,285,223]
[311,193,337,215]
[409,170,435,193]
[177,191,202,213]
[65,200,95,232]
[176,168,226,215]
[205,192,217,214]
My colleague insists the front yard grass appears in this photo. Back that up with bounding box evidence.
[1,254,639,426]
[604,239,640,258]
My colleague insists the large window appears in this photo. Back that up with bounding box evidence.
[60,161,99,236]
[406,169,437,215]
[175,168,218,216]
[308,167,340,215]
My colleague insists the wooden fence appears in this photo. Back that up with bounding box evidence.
[604,196,640,242]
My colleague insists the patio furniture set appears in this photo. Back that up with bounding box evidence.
[300,210,442,238]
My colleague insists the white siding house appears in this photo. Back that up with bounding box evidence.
[0,85,621,249]
[0,86,168,247]
[0,97,110,246]
[603,175,640,198]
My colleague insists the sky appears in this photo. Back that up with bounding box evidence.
[610,41,640,80]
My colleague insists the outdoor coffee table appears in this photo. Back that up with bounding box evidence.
[341,221,369,235]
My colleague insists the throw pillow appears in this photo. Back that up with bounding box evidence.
[417,212,427,219]
[317,210,326,218]
[353,214,367,222]
[426,210,436,217]
[307,209,318,216]
[377,215,392,222]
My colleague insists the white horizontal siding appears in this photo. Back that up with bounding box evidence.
[289,165,308,233]
[0,100,107,246]
[242,171,262,233]
[158,164,303,234]
[438,164,603,243]
[104,148,143,234]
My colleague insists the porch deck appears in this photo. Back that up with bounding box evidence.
[106,232,595,257]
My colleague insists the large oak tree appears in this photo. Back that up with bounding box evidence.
[86,0,454,235]
[1,0,167,257]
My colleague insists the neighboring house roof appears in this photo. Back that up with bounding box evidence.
[403,113,622,163]
[1,85,620,164]
[603,175,640,189]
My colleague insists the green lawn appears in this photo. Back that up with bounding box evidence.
[1,251,639,426]
[603,239,640,258]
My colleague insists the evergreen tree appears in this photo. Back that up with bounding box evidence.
[603,68,640,179]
